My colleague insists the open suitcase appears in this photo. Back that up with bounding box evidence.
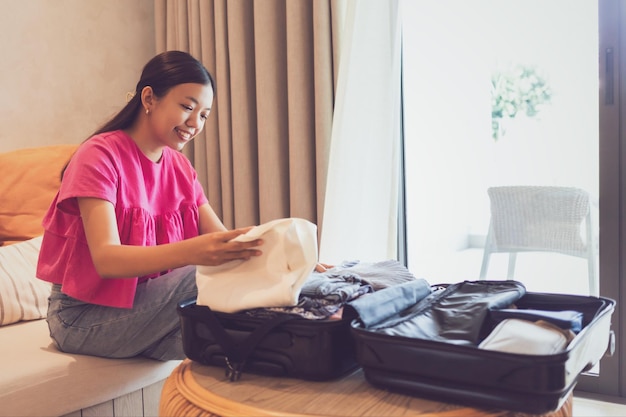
[348,280,616,414]
[177,298,359,381]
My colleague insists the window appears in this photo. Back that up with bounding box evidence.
[402,0,599,296]
[401,0,622,398]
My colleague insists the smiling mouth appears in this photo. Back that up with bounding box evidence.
[175,128,193,141]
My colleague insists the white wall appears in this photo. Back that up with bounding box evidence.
[0,0,155,152]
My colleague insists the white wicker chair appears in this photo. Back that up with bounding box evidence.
[479,186,598,296]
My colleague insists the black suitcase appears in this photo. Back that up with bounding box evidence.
[348,281,616,414]
[177,298,359,381]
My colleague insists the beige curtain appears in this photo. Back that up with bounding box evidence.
[154,0,343,232]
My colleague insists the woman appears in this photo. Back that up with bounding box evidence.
[36,51,263,361]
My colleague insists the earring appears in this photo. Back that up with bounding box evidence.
[145,108,150,115]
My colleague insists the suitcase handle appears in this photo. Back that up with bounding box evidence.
[193,306,297,381]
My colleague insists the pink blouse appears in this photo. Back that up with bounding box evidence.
[36,130,208,308]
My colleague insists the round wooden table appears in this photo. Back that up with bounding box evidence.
[159,359,572,417]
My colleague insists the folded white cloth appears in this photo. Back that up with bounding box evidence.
[196,218,318,313]
[478,318,574,355]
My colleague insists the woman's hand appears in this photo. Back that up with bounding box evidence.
[315,263,334,273]
[192,227,263,266]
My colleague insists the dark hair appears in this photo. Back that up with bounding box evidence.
[93,50,216,135]
[61,51,215,179]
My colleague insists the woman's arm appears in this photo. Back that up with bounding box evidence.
[198,202,228,234]
[78,197,262,278]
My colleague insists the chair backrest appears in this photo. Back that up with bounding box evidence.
[487,186,591,257]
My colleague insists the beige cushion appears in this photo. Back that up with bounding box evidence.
[0,144,77,245]
[0,319,181,417]
[0,236,51,326]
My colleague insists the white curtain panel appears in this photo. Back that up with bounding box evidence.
[319,0,402,264]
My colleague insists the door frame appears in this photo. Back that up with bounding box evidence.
[570,0,622,398]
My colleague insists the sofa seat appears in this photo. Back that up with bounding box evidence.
[0,318,180,417]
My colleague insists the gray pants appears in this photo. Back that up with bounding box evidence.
[46,265,197,361]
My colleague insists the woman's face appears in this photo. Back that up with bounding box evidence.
[147,82,213,151]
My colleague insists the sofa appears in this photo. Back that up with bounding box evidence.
[0,145,180,417]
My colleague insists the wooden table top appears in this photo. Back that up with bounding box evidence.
[160,359,571,417]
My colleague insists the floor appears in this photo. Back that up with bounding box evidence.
[573,396,626,416]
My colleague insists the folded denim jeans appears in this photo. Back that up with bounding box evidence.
[344,279,432,327]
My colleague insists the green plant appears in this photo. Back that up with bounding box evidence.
[491,65,552,140]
